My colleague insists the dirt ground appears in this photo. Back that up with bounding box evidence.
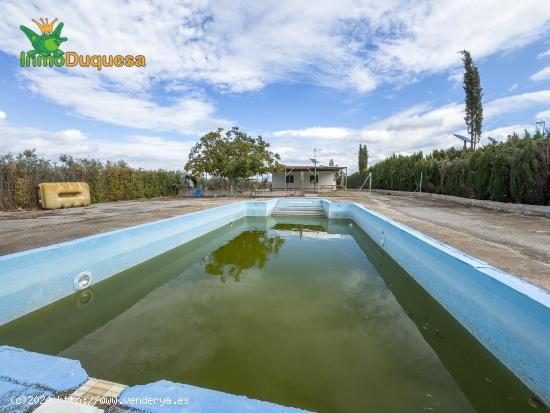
[1,194,548,291]
[0,198,234,254]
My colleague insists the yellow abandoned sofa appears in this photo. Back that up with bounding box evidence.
[38,182,91,209]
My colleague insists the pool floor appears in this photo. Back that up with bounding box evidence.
[0,217,541,412]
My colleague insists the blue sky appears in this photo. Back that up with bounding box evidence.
[0,1,550,171]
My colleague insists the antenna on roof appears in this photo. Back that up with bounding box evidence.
[310,149,318,193]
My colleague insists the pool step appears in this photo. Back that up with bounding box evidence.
[272,210,326,217]
[271,199,326,217]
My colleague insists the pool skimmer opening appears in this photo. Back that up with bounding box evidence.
[74,271,93,291]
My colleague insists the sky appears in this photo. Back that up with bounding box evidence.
[0,0,550,172]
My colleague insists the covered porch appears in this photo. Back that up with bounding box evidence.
[272,165,347,192]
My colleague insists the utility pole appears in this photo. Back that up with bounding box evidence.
[314,148,317,193]
[310,149,318,193]
[536,120,546,135]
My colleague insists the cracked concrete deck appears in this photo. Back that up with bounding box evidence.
[0,194,548,291]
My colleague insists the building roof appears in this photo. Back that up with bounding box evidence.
[275,165,345,172]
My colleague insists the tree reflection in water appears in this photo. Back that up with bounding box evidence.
[203,231,285,282]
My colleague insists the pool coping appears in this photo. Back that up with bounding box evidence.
[349,201,550,307]
[1,198,549,409]
[0,346,308,413]
[325,199,550,406]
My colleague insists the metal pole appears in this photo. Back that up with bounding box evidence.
[360,172,371,190]
[345,167,348,190]
[314,148,317,193]
[369,172,372,192]
[419,171,423,193]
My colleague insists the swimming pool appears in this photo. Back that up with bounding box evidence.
[0,199,548,411]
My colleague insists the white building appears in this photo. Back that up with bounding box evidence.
[272,165,346,192]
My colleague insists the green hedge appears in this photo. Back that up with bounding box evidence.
[353,131,549,205]
[0,150,184,209]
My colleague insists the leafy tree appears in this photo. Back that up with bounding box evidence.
[358,144,369,176]
[460,50,483,149]
[185,127,281,195]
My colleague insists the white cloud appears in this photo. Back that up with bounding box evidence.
[346,67,378,93]
[21,70,230,135]
[538,49,550,58]
[269,103,464,168]
[273,127,356,140]
[531,67,550,81]
[3,87,549,172]
[1,2,550,169]
[270,89,550,169]
[54,129,87,141]
[371,1,550,76]
[536,109,550,119]
[485,90,550,118]
[0,110,6,121]
[0,120,191,170]
[1,0,386,95]
[483,124,534,141]
[447,72,463,89]
[509,83,518,91]
[0,0,549,99]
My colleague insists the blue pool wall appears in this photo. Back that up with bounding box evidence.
[324,200,550,405]
[1,197,549,405]
[0,199,278,326]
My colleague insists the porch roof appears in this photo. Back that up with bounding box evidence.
[275,165,345,172]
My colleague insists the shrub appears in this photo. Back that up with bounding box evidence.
[362,131,549,206]
[0,150,184,210]
[510,140,546,205]
[488,151,511,202]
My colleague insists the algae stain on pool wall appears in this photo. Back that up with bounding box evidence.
[0,217,542,412]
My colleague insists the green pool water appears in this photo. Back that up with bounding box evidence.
[0,217,541,412]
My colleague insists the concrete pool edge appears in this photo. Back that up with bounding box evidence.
[0,346,308,413]
[324,199,550,405]
[0,199,278,326]
[1,198,549,407]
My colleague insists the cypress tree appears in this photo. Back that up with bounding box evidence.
[358,144,369,176]
[461,50,484,150]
